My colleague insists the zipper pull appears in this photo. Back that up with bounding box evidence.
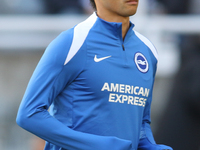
[122,44,125,51]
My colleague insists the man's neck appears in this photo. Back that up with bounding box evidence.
[96,11,130,40]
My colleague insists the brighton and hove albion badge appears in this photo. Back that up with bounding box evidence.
[134,52,149,73]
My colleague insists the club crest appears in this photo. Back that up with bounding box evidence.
[134,52,149,73]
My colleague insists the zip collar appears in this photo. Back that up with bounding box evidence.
[93,12,135,41]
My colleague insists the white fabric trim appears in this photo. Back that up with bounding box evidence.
[134,30,158,61]
[64,12,97,65]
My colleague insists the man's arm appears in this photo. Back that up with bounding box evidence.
[138,80,173,150]
[138,121,173,150]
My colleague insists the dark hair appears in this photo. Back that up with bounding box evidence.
[90,0,96,10]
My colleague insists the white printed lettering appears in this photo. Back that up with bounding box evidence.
[101,82,110,91]
[138,87,144,96]
[134,96,139,105]
[143,99,147,107]
[125,85,131,94]
[115,94,122,103]
[122,95,128,103]
[102,82,149,107]
[144,88,150,97]
[119,84,125,93]
[128,96,134,105]
[134,86,139,95]
[138,98,144,106]
[110,83,119,92]
[131,86,134,94]
[109,93,115,102]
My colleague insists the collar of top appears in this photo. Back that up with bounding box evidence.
[92,12,135,40]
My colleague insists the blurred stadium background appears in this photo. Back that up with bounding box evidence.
[0,0,199,150]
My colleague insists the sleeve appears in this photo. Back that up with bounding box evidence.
[16,29,132,150]
[138,62,173,150]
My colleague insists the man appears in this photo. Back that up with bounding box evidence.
[16,0,173,149]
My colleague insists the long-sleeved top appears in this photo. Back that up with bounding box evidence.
[16,12,171,150]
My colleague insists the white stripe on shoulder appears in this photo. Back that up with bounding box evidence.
[64,13,97,65]
[134,30,158,60]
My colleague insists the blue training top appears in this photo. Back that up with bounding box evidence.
[16,12,163,150]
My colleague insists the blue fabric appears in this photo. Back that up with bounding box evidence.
[138,123,173,150]
[16,13,170,150]
[138,138,173,150]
